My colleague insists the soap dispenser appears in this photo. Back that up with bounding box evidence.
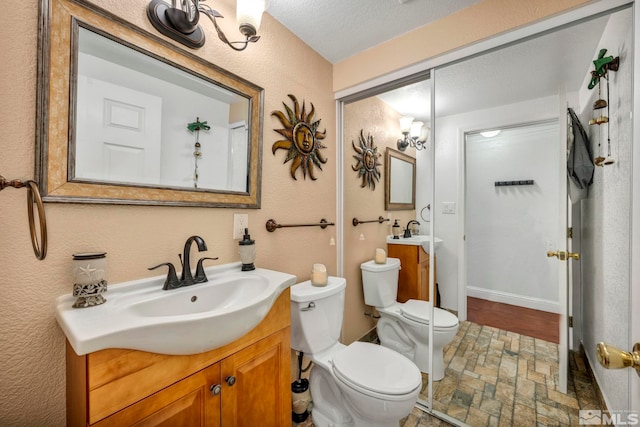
[238,228,256,271]
[392,219,401,239]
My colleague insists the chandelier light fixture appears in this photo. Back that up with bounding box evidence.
[397,116,429,151]
[147,0,268,50]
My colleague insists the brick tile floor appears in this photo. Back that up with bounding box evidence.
[294,320,604,427]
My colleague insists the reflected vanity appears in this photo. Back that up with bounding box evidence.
[36,0,264,207]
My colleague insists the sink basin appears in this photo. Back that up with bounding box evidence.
[55,262,296,356]
[386,235,443,253]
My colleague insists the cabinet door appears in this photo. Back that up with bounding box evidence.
[94,363,222,427]
[221,328,290,427]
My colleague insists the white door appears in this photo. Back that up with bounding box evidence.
[75,75,162,185]
[227,121,249,192]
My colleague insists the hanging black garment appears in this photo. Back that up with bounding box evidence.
[567,107,594,189]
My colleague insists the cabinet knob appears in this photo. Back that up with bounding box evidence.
[225,375,236,386]
[210,384,221,396]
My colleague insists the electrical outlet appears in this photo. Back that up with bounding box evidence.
[233,214,249,239]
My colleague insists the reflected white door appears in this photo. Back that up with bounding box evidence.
[75,75,162,185]
[227,121,248,192]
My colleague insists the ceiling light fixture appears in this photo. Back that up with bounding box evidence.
[480,129,501,138]
[147,0,268,50]
[397,116,429,151]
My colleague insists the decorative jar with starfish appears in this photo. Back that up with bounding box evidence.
[71,252,107,308]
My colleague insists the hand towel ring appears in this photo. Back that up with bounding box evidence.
[26,180,47,260]
[420,204,431,222]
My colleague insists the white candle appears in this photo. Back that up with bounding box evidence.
[311,263,328,286]
[374,248,387,264]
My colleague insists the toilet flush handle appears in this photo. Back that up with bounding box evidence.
[301,302,316,311]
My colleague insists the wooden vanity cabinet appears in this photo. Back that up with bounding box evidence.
[66,290,291,427]
[387,243,435,303]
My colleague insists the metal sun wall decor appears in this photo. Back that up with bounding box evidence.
[272,94,327,180]
[351,129,381,190]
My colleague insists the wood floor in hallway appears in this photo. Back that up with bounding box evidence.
[467,297,560,344]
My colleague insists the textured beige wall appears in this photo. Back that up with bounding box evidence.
[0,1,334,424]
[333,0,590,92]
[0,0,596,423]
[342,97,415,344]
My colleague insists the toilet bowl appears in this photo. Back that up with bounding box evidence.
[290,277,421,427]
[361,258,459,381]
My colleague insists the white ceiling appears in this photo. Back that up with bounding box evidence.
[267,0,481,64]
[267,2,624,123]
[377,14,610,122]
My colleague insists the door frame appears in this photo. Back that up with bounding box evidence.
[457,116,567,396]
[630,0,640,413]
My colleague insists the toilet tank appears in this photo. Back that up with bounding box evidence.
[361,257,401,308]
[290,277,346,354]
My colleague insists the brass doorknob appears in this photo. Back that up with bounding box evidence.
[596,342,640,376]
[546,250,580,261]
[547,250,567,260]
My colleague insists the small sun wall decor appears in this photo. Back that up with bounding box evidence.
[272,94,327,180]
[351,129,381,190]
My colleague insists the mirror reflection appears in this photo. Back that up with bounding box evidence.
[74,27,250,192]
[37,0,263,208]
[385,148,416,210]
[341,5,632,424]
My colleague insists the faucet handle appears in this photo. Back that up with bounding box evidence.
[194,257,219,283]
[148,262,181,290]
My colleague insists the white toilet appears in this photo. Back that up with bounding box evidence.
[290,276,421,427]
[361,258,459,381]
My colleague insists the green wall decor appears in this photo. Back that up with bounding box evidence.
[272,94,327,180]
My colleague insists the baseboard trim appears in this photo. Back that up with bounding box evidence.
[579,343,609,412]
[467,286,560,314]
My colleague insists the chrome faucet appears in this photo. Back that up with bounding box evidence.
[404,220,420,238]
[149,235,218,290]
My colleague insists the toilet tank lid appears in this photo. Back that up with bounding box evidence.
[290,276,346,302]
[360,257,400,272]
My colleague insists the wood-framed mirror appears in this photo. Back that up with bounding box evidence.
[385,147,415,210]
[36,0,263,207]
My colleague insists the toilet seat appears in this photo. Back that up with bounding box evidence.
[332,342,421,401]
[400,300,459,329]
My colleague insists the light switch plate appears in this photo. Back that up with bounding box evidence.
[233,214,249,239]
[443,202,456,214]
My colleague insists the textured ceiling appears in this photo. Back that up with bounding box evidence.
[376,13,614,122]
[267,0,481,64]
[267,2,626,123]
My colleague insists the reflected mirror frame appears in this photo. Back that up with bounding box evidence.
[385,147,416,210]
[36,0,264,208]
